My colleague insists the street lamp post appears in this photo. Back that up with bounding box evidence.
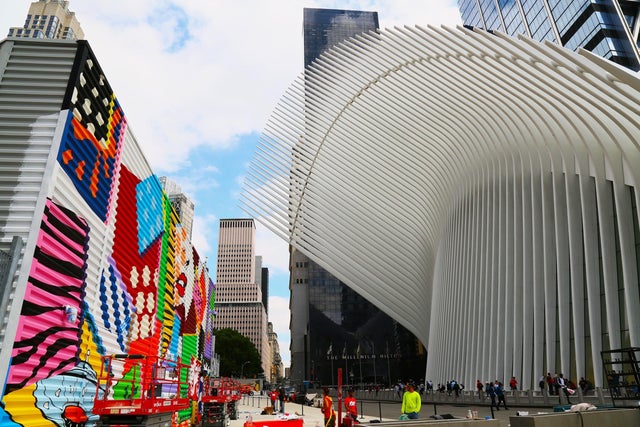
[240,361,250,379]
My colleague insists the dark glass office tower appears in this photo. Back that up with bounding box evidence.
[458,0,640,70]
[303,8,380,68]
[289,8,426,389]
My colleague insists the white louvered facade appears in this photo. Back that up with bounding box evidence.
[241,25,640,390]
[0,39,77,380]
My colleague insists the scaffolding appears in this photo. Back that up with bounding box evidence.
[601,347,640,407]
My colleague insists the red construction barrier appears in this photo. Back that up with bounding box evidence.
[244,419,304,427]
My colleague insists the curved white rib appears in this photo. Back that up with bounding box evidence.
[241,24,640,389]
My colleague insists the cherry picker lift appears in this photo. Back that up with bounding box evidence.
[93,354,191,426]
[200,377,242,427]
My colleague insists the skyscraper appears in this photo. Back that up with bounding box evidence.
[303,8,380,68]
[215,219,271,377]
[8,0,84,40]
[268,322,284,384]
[287,8,426,387]
[160,176,195,241]
[457,0,640,70]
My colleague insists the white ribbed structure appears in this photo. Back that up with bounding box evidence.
[240,25,640,389]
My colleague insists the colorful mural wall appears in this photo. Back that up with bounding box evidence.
[0,42,213,427]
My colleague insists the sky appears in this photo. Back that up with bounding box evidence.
[0,0,462,369]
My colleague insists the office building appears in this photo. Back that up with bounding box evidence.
[457,0,640,70]
[268,322,284,384]
[303,8,379,68]
[281,8,426,387]
[215,219,271,377]
[160,176,195,241]
[0,37,213,426]
[8,0,84,40]
[261,266,269,313]
[241,24,640,391]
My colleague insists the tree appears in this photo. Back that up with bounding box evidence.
[214,328,263,378]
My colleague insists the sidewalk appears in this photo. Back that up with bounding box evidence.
[232,394,566,427]
[232,396,396,427]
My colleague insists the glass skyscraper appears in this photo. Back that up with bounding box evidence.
[457,0,640,70]
[289,8,426,388]
[303,8,380,68]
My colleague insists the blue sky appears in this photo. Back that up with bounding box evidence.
[1,0,462,368]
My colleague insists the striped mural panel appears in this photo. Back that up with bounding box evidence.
[0,39,214,427]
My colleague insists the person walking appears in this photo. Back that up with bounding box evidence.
[270,389,278,412]
[322,387,336,427]
[495,382,508,410]
[486,382,497,411]
[476,379,484,399]
[278,387,285,413]
[401,382,421,420]
[538,374,546,395]
[344,389,358,423]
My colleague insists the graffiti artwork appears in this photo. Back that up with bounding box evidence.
[1,42,213,427]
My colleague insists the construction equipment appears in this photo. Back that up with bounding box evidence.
[93,354,191,426]
[601,347,640,407]
[201,377,242,426]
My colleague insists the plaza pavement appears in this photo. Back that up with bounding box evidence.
[232,394,563,427]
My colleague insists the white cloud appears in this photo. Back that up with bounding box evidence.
[1,0,460,173]
[256,221,290,276]
[1,0,462,376]
[70,0,307,172]
[191,213,217,259]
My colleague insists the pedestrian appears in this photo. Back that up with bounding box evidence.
[451,379,460,397]
[344,389,357,423]
[278,387,285,413]
[509,376,518,391]
[401,382,421,420]
[538,374,546,395]
[579,377,593,395]
[486,382,497,410]
[476,379,483,399]
[270,389,278,411]
[322,387,336,427]
[610,370,621,397]
[556,373,572,404]
[495,382,508,410]
[546,373,555,395]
